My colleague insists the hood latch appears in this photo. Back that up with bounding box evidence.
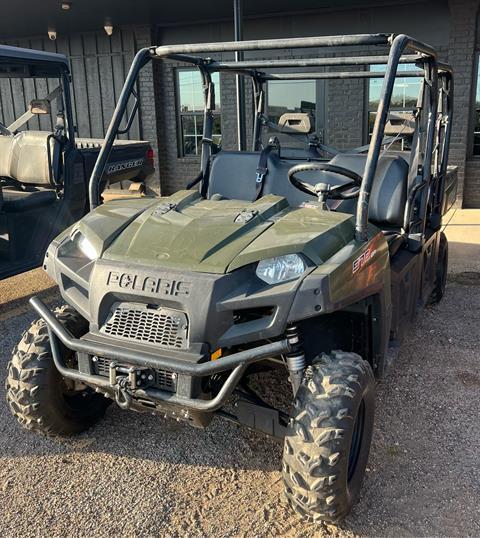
[234,209,259,224]
[153,202,177,216]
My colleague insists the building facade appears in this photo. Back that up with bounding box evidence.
[1,0,480,206]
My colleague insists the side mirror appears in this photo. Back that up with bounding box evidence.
[29,99,51,115]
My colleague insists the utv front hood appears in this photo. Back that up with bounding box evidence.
[75,190,356,273]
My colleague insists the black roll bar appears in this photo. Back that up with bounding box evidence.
[205,54,421,70]
[355,34,439,241]
[89,47,152,210]
[262,71,424,80]
[88,33,452,242]
[154,33,390,57]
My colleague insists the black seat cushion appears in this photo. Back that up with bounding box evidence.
[2,188,56,213]
[330,153,408,228]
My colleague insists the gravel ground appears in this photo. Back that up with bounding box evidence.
[0,275,479,537]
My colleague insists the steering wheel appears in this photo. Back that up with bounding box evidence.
[288,162,363,200]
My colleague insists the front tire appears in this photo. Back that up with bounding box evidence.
[6,305,110,437]
[283,351,375,523]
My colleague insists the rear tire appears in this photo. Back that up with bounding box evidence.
[282,351,375,523]
[429,231,448,305]
[5,305,110,437]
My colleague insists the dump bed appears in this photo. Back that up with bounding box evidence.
[75,138,154,185]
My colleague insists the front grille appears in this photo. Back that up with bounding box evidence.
[101,302,188,349]
[93,357,176,392]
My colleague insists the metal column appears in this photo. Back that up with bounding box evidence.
[234,0,246,151]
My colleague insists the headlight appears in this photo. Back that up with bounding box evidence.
[256,254,306,285]
[72,231,98,260]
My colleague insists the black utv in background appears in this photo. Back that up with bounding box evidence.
[0,45,154,280]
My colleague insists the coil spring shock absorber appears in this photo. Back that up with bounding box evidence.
[285,325,306,395]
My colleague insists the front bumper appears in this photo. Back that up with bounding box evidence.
[31,296,290,412]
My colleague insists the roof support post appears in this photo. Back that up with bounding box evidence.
[234,0,246,151]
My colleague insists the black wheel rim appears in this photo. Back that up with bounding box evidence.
[348,399,365,482]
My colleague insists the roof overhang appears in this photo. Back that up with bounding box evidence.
[0,44,69,77]
[0,0,428,40]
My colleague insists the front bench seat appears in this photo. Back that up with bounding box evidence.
[208,151,408,228]
[208,151,317,206]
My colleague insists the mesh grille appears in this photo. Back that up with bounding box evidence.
[101,303,188,349]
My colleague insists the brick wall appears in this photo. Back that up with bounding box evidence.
[150,4,480,207]
[465,160,480,206]
[447,0,480,207]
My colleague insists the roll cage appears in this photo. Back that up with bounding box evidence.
[89,33,453,243]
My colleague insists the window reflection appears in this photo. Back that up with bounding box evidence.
[474,59,480,155]
[368,64,422,151]
[177,70,221,156]
[268,80,316,121]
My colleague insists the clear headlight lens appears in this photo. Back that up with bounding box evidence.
[256,254,306,285]
[73,232,98,260]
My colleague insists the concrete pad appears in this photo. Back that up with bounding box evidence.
[443,209,480,273]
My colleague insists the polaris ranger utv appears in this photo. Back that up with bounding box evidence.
[6,34,456,522]
[0,45,154,280]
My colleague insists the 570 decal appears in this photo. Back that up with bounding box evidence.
[352,247,377,274]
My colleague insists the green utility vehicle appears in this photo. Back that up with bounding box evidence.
[6,34,456,522]
[0,45,154,280]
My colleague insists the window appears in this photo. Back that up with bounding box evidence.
[267,79,316,124]
[266,79,317,147]
[473,59,480,155]
[177,69,221,156]
[368,64,422,150]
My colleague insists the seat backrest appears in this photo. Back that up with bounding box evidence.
[0,136,14,178]
[208,150,318,206]
[10,131,60,186]
[330,153,408,228]
[208,151,259,201]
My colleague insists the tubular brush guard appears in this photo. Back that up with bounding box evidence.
[30,296,291,412]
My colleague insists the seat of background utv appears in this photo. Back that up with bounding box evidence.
[0,131,60,213]
[1,187,56,213]
[208,150,408,255]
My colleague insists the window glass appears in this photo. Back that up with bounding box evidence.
[177,70,221,156]
[368,64,422,150]
[267,80,316,125]
[474,60,480,155]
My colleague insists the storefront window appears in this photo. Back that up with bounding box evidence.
[177,69,221,156]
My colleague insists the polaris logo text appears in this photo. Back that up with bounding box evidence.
[106,159,144,175]
[107,271,191,296]
[352,248,376,275]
